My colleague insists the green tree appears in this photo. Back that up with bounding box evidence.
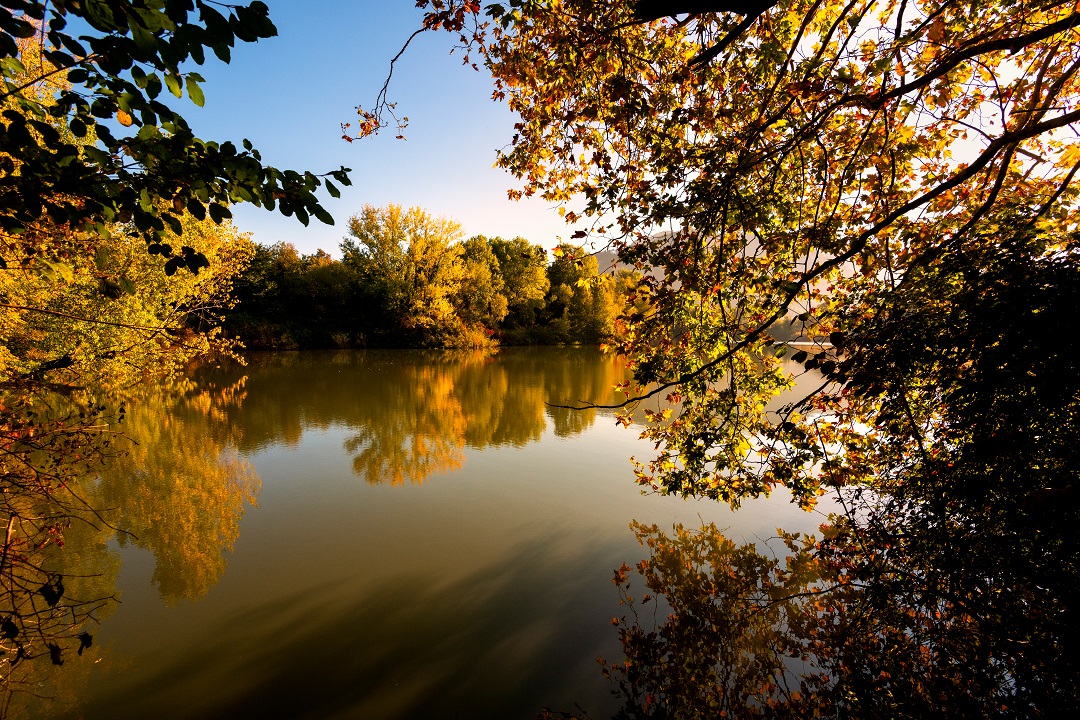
[1,0,350,277]
[456,235,509,331]
[341,204,417,341]
[489,235,550,334]
[546,244,615,343]
[342,204,489,347]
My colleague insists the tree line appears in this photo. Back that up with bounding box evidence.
[224,204,640,349]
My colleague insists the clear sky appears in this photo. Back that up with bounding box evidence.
[180,0,581,256]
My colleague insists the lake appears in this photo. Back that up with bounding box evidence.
[21,347,829,719]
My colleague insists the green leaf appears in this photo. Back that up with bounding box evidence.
[145,73,162,98]
[163,213,183,236]
[164,72,182,98]
[132,24,156,56]
[186,76,204,106]
[85,0,116,29]
[208,203,230,223]
[119,276,137,295]
[187,198,207,220]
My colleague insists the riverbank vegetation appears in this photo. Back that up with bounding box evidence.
[223,204,638,349]
[3,0,1079,716]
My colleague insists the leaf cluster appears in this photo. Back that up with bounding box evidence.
[1,0,351,273]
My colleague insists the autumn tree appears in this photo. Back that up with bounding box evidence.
[488,235,550,326]
[373,1,1080,714]
[456,235,509,331]
[341,204,493,347]
[546,244,616,343]
[384,0,1080,497]
[0,1,350,697]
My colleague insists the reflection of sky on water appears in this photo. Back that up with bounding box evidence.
[59,349,834,719]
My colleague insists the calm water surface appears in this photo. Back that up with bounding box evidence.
[42,348,827,719]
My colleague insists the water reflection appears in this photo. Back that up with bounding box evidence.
[0,379,258,718]
[210,347,632,485]
[97,380,259,604]
[71,533,625,720]
[5,349,846,719]
[569,498,1075,720]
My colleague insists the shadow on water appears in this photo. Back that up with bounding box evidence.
[66,533,629,720]
[554,496,1077,720]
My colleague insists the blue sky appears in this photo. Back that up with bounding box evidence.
[180,1,580,256]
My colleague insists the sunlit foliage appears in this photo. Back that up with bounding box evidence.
[396,0,1080,504]
[381,2,1080,715]
[227,208,620,349]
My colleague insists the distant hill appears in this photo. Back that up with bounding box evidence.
[594,249,664,280]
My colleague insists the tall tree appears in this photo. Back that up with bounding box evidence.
[457,235,509,331]
[547,244,616,343]
[489,235,550,329]
[342,204,480,347]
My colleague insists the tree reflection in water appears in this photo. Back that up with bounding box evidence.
[96,379,259,604]
[0,347,631,715]
[0,378,258,717]
[550,492,1075,720]
[341,349,627,485]
[212,348,630,486]
[0,390,121,718]
[12,346,1073,717]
